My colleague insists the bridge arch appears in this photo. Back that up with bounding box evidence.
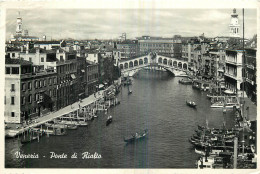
[134,60,138,66]
[124,62,128,69]
[178,62,182,69]
[120,64,124,69]
[139,59,143,65]
[158,57,162,63]
[163,58,167,65]
[183,63,187,70]
[144,57,148,64]
[168,59,172,66]
[129,61,133,68]
[173,61,177,68]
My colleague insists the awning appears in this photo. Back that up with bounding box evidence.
[223,89,234,94]
[71,74,76,79]
[81,69,85,73]
[99,84,104,89]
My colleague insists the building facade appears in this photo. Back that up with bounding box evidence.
[224,50,243,93]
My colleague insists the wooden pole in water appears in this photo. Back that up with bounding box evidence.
[233,137,238,168]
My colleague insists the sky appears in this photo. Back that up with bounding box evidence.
[6,8,257,40]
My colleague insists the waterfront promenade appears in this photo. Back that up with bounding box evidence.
[5,90,105,137]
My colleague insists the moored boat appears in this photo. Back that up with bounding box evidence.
[21,136,38,144]
[66,124,78,130]
[179,79,192,85]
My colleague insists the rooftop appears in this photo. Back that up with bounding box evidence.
[34,41,60,44]
[5,58,32,65]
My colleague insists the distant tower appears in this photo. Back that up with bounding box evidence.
[229,8,240,37]
[16,11,23,36]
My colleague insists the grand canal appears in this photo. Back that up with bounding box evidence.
[5,70,237,168]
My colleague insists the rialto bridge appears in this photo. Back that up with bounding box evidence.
[118,52,189,77]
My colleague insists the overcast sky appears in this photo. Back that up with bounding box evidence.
[6,8,257,40]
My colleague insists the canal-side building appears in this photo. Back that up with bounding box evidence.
[137,36,182,58]
[21,67,57,120]
[244,48,257,102]
[76,57,88,99]
[224,49,243,94]
[5,58,57,123]
[86,60,99,96]
[116,40,139,59]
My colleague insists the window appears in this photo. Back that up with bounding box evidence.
[11,97,15,105]
[12,53,15,57]
[49,78,52,85]
[41,57,44,62]
[29,57,32,62]
[12,67,19,74]
[53,89,56,97]
[4,96,6,105]
[35,81,38,88]
[35,93,38,101]
[43,79,46,86]
[49,90,52,97]
[28,95,32,103]
[21,96,25,105]
[11,112,15,117]
[39,80,42,88]
[28,82,32,90]
[5,67,10,74]
[53,77,56,84]
[21,83,26,91]
[60,56,64,61]
[11,84,15,92]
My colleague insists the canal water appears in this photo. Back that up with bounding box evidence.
[5,70,236,168]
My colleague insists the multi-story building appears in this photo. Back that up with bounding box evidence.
[116,40,139,59]
[86,60,99,96]
[244,48,257,102]
[5,58,57,123]
[138,36,182,58]
[21,67,57,120]
[224,49,243,93]
[208,48,226,80]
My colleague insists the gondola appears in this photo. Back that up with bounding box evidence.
[124,129,148,143]
[186,101,197,108]
[106,115,112,126]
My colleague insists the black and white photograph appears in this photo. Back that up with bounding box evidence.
[2,0,259,173]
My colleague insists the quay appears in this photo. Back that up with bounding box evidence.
[5,82,120,138]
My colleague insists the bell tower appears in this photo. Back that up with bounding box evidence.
[16,11,23,36]
[229,8,240,37]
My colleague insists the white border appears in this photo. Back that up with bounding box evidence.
[0,0,259,174]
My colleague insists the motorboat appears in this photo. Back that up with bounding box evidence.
[106,115,113,126]
[179,79,192,85]
[124,129,148,143]
[186,101,197,108]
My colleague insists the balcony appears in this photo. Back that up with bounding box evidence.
[225,59,242,66]
[224,72,239,80]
